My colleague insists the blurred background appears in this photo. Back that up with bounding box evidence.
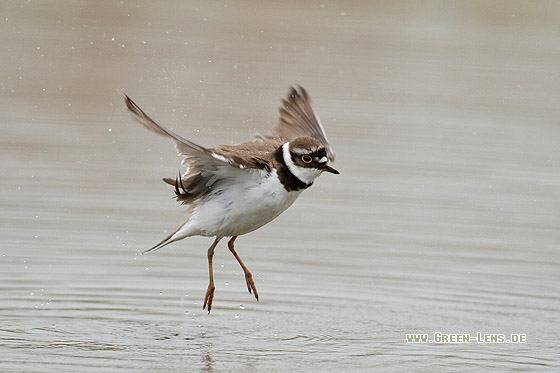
[1,1,559,371]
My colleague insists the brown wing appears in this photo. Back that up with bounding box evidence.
[271,86,335,161]
[124,95,274,203]
[214,139,282,171]
[124,94,209,157]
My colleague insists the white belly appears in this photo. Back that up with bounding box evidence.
[188,169,303,237]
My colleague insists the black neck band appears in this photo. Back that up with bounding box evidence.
[273,147,313,192]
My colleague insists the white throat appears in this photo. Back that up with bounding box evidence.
[282,142,322,185]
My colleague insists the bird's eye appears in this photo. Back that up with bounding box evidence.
[301,155,313,164]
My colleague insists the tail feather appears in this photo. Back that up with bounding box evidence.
[141,233,175,255]
[142,222,188,255]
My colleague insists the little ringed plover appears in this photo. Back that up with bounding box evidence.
[124,86,338,312]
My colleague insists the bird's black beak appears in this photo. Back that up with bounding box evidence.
[321,164,339,174]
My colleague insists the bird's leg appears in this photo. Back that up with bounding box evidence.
[227,236,259,301]
[203,237,222,313]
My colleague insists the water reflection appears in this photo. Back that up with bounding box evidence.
[201,344,215,373]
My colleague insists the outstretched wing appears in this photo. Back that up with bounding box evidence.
[124,95,271,204]
[271,86,335,161]
[124,94,210,159]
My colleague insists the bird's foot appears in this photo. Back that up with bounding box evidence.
[245,272,259,301]
[203,283,215,313]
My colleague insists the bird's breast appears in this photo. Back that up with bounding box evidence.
[193,169,303,237]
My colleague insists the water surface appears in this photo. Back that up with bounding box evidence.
[1,1,559,371]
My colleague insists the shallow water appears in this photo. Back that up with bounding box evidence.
[2,1,560,371]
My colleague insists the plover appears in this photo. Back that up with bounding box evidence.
[125,86,338,312]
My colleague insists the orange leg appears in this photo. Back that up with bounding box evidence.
[203,237,222,313]
[228,236,259,301]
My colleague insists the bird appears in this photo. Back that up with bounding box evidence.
[124,86,339,313]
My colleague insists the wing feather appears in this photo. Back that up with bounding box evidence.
[271,86,335,161]
[124,94,209,157]
[124,94,273,204]
[124,87,333,206]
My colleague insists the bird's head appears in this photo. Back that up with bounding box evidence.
[282,137,339,185]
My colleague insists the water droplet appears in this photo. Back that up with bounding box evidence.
[51,324,56,329]
[159,292,163,296]
[225,282,229,286]
[185,311,189,316]
[235,314,240,319]
[239,304,245,310]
